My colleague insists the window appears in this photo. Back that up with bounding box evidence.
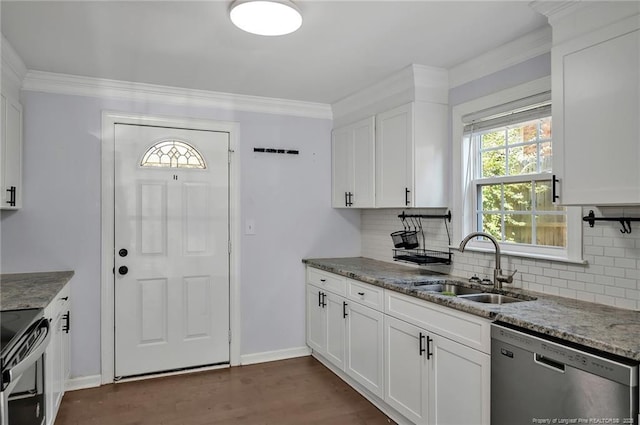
[453,79,582,263]
[140,139,206,169]
[470,112,566,248]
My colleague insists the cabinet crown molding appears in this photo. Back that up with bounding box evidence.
[529,1,586,22]
[1,36,27,100]
[532,1,640,44]
[331,64,448,127]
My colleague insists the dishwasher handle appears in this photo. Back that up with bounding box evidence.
[534,353,566,373]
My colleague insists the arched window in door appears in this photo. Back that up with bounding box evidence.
[140,139,206,169]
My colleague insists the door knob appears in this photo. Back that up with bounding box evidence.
[119,249,128,257]
[118,266,129,275]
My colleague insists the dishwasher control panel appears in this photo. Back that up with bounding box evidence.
[492,323,638,386]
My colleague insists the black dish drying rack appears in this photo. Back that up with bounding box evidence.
[391,211,452,265]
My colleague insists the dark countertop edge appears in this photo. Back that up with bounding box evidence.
[1,270,75,282]
[0,270,75,310]
[303,258,640,361]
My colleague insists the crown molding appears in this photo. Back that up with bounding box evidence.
[1,36,28,99]
[529,1,585,22]
[448,26,552,89]
[332,64,448,126]
[21,70,332,120]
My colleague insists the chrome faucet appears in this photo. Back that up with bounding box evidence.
[458,232,517,289]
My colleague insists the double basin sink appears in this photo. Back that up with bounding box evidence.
[410,282,536,305]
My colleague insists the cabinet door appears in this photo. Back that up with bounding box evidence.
[306,285,327,355]
[332,117,375,208]
[554,25,640,205]
[376,103,413,207]
[429,334,490,425]
[351,117,375,208]
[325,293,346,370]
[345,301,384,398]
[332,126,352,208]
[0,94,22,209]
[384,316,429,425]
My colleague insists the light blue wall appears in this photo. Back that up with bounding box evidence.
[449,52,551,106]
[1,91,361,378]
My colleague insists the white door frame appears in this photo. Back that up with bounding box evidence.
[100,111,241,385]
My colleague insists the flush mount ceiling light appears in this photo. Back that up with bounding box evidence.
[229,0,302,36]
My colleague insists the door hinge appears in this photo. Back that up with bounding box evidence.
[228,330,232,343]
[228,149,234,164]
[228,240,231,254]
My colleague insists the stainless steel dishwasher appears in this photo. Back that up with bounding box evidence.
[491,322,638,425]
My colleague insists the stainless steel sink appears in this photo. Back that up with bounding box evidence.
[458,293,523,304]
[411,282,536,304]
[412,283,484,296]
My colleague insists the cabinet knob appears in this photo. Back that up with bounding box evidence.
[119,248,128,257]
[118,266,129,276]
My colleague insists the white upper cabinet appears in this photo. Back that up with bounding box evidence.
[375,102,448,208]
[331,64,449,209]
[0,93,23,209]
[332,117,375,208]
[540,2,640,205]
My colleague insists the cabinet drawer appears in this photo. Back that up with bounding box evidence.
[347,279,384,311]
[306,267,346,296]
[385,291,490,354]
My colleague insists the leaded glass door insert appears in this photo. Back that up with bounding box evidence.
[140,139,206,169]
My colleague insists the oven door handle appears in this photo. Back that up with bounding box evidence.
[3,318,51,388]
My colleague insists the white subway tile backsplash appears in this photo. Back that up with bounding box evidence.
[360,206,640,311]
[615,257,637,268]
[614,277,637,289]
[604,266,626,278]
[593,236,614,247]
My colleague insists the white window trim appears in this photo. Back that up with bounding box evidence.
[452,77,585,264]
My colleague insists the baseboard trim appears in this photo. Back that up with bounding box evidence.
[240,346,311,366]
[65,375,102,392]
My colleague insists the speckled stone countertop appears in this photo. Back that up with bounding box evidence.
[1,271,74,310]
[303,257,640,361]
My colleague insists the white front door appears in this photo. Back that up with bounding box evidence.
[114,123,230,378]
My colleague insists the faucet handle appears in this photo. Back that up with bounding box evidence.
[497,269,518,284]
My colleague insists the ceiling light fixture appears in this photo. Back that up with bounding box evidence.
[229,0,302,36]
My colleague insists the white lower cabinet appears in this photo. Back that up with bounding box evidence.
[384,315,429,424]
[326,292,346,370]
[306,284,327,354]
[384,315,490,425]
[429,334,490,425]
[306,266,491,425]
[44,283,71,425]
[345,300,384,398]
[306,284,347,370]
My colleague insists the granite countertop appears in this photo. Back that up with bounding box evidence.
[303,257,640,361]
[0,271,75,310]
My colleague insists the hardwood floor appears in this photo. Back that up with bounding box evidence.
[55,356,395,425]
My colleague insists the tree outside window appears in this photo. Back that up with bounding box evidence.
[473,116,566,248]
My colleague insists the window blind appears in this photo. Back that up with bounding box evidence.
[463,91,551,134]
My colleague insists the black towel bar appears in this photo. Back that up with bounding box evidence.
[582,210,640,234]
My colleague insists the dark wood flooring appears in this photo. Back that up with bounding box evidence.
[55,356,395,425]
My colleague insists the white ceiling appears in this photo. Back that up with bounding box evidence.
[1,1,549,104]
